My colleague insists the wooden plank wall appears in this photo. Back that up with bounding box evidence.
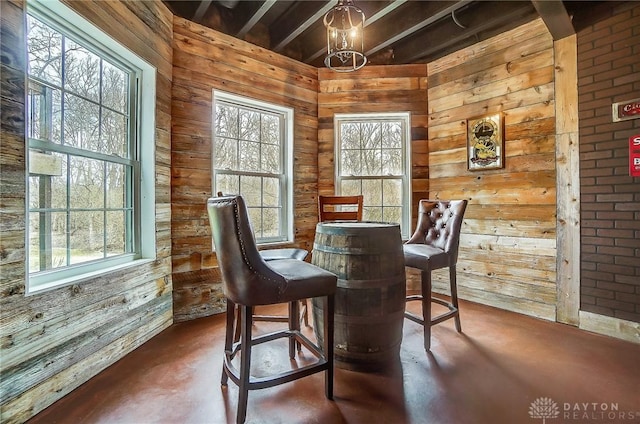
[317,64,429,213]
[0,1,174,422]
[171,17,319,321]
[427,18,558,320]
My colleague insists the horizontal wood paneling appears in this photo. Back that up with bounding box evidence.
[426,18,558,320]
[0,1,173,422]
[171,17,319,321]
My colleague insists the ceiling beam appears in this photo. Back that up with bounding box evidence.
[193,0,213,21]
[531,0,575,40]
[272,2,336,52]
[236,0,277,38]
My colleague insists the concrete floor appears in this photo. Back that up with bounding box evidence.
[28,300,640,424]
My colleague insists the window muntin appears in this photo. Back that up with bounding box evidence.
[336,114,411,237]
[26,0,155,293]
[213,92,293,244]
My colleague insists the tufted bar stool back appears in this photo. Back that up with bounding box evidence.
[403,199,468,351]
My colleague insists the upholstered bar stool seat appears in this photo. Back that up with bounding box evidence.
[259,248,308,262]
[207,195,337,424]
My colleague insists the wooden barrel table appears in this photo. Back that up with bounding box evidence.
[311,221,406,371]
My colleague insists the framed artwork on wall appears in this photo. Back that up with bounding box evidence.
[467,113,504,171]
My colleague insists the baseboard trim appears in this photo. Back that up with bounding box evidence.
[579,311,640,344]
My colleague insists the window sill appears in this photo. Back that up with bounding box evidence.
[26,258,155,296]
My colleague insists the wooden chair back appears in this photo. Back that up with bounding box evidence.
[318,195,364,222]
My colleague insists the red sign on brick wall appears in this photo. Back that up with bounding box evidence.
[630,135,640,177]
[613,98,640,122]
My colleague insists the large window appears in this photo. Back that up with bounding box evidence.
[335,113,411,237]
[212,91,293,244]
[26,0,156,293]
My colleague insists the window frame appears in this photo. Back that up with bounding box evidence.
[211,90,294,245]
[25,0,156,294]
[334,112,412,238]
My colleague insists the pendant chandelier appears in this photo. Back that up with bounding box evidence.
[323,0,367,72]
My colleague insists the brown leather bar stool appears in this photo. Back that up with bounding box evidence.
[216,192,310,326]
[403,199,468,351]
[207,195,337,424]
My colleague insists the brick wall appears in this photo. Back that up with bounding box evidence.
[577,2,640,323]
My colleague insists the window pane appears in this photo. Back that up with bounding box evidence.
[341,150,361,175]
[341,123,360,149]
[239,140,259,171]
[69,156,104,209]
[261,114,279,143]
[106,211,125,256]
[263,177,279,207]
[29,150,67,209]
[362,149,382,175]
[341,179,361,196]
[239,109,260,142]
[361,122,381,150]
[102,109,128,158]
[215,137,238,169]
[216,174,239,195]
[261,144,279,173]
[27,83,62,143]
[382,121,402,148]
[28,212,41,273]
[247,207,261,235]
[240,175,261,206]
[382,148,402,175]
[29,211,68,272]
[364,205,383,222]
[382,206,402,223]
[383,179,402,204]
[65,39,100,102]
[64,93,100,150]
[69,211,104,264]
[363,179,382,205]
[215,104,238,138]
[106,162,125,208]
[102,61,128,113]
[262,208,279,237]
[27,16,62,86]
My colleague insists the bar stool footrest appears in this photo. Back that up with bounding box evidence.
[223,329,329,391]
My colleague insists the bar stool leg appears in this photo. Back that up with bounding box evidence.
[289,300,301,357]
[221,299,235,386]
[421,270,433,351]
[237,305,253,424]
[324,294,335,400]
[450,266,462,333]
[300,299,309,327]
